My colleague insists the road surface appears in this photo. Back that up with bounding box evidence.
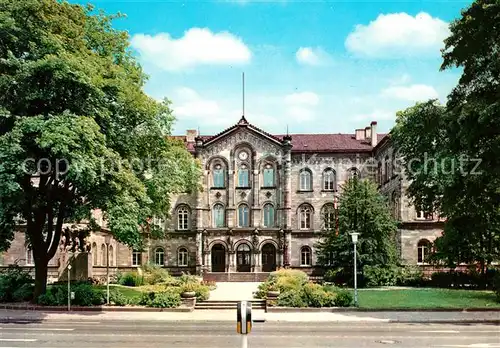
[0,320,498,347]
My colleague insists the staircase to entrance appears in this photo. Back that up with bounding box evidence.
[195,300,266,310]
[195,281,264,310]
[203,272,270,282]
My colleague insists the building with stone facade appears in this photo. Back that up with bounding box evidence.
[0,117,442,281]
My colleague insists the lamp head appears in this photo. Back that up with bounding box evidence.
[349,232,360,244]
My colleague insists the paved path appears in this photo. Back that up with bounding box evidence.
[209,282,261,300]
[0,320,499,347]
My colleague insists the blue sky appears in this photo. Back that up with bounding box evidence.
[75,0,469,135]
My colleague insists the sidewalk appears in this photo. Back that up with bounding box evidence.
[1,309,498,324]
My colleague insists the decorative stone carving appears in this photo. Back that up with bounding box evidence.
[240,191,247,199]
[215,192,222,199]
[226,231,234,252]
[265,191,272,199]
[252,233,259,252]
[204,130,283,158]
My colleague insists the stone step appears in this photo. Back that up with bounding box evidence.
[195,300,266,310]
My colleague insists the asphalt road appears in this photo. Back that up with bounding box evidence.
[0,320,498,347]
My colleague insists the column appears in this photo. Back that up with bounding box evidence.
[284,231,292,267]
[195,231,203,275]
[283,144,292,229]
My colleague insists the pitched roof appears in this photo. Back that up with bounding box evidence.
[171,117,389,153]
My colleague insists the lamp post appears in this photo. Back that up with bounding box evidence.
[105,234,111,305]
[67,264,72,311]
[349,232,359,307]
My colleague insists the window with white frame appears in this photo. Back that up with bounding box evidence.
[300,246,312,266]
[238,204,250,227]
[263,203,275,228]
[299,205,312,230]
[26,247,33,266]
[177,206,189,230]
[100,244,106,266]
[213,203,225,228]
[323,169,336,191]
[178,247,189,267]
[132,250,142,266]
[417,239,431,264]
[299,169,312,191]
[155,247,165,266]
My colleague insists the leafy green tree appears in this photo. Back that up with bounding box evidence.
[316,177,399,283]
[392,0,500,277]
[0,0,200,298]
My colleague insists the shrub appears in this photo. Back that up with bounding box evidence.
[141,264,170,285]
[139,291,180,308]
[73,284,104,306]
[201,280,217,290]
[180,282,210,301]
[493,272,500,303]
[277,290,306,308]
[364,265,401,287]
[0,264,34,302]
[302,283,328,307]
[334,290,353,307]
[108,289,129,306]
[398,265,424,286]
[178,274,199,284]
[119,272,143,287]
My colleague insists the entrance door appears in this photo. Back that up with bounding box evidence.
[237,244,251,272]
[261,243,277,272]
[211,244,226,272]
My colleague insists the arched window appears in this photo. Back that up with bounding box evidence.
[350,167,360,180]
[178,247,189,267]
[299,169,312,191]
[155,247,165,266]
[213,203,225,228]
[384,155,390,182]
[323,169,336,191]
[132,250,141,267]
[300,246,312,266]
[109,245,114,267]
[213,163,225,188]
[238,164,250,187]
[92,242,98,266]
[392,193,400,220]
[322,204,336,230]
[238,204,250,227]
[263,203,275,228]
[26,247,33,266]
[299,204,313,230]
[100,244,106,266]
[177,206,190,230]
[417,239,431,264]
[263,163,275,187]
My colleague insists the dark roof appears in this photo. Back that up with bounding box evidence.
[171,117,388,153]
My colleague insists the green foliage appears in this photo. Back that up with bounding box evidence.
[277,290,306,308]
[108,288,130,306]
[494,272,500,303]
[255,269,309,298]
[118,271,143,287]
[391,0,500,273]
[180,282,210,301]
[141,264,171,285]
[37,283,104,306]
[0,0,201,297]
[139,291,180,308]
[333,290,353,307]
[0,264,34,302]
[364,265,401,287]
[316,178,399,284]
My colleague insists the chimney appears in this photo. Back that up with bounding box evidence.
[355,129,365,141]
[186,129,198,142]
[364,126,371,140]
[370,121,377,147]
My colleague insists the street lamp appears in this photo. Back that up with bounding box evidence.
[349,232,360,307]
[105,234,111,305]
[67,264,72,311]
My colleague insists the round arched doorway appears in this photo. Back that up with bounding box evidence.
[211,244,226,272]
[236,243,251,272]
[261,243,277,272]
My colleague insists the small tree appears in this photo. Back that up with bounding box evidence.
[316,177,399,284]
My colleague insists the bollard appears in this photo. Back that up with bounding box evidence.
[236,301,252,348]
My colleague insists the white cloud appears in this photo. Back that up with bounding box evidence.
[345,12,450,58]
[296,47,332,66]
[381,84,439,102]
[284,91,319,106]
[131,28,251,71]
[353,109,396,122]
[389,73,411,86]
[172,87,222,120]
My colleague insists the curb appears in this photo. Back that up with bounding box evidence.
[0,305,193,313]
[266,307,500,313]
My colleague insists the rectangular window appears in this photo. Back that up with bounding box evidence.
[238,169,249,187]
[263,168,274,187]
[214,170,225,188]
[132,251,141,266]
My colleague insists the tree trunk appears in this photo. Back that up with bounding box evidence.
[33,258,48,302]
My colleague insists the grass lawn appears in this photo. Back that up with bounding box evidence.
[94,284,143,299]
[354,288,500,309]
